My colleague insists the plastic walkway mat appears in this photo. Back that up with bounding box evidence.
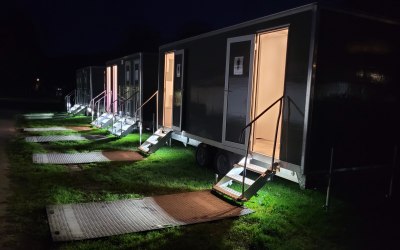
[23,126,92,132]
[25,135,87,142]
[33,151,143,164]
[23,127,72,132]
[47,190,252,241]
[22,113,68,120]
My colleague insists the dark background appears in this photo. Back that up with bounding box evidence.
[0,0,399,100]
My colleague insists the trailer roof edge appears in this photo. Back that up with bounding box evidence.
[159,3,317,50]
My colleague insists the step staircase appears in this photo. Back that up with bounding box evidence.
[91,112,114,128]
[71,105,87,116]
[68,104,81,114]
[108,116,138,137]
[138,128,173,154]
[212,155,279,201]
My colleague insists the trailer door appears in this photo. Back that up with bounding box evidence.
[106,67,112,112]
[133,59,141,119]
[172,50,184,131]
[112,65,118,113]
[124,61,131,115]
[222,35,255,149]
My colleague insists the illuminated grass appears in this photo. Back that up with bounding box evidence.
[5,115,379,249]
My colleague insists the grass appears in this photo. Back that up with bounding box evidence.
[4,114,398,249]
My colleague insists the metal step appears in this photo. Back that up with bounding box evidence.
[234,162,269,175]
[147,135,160,144]
[154,129,169,137]
[138,128,172,154]
[226,173,255,186]
[213,185,242,200]
[212,154,278,201]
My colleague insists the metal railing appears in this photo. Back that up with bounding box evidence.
[89,90,106,114]
[239,95,284,199]
[117,90,140,116]
[64,89,76,112]
[134,90,159,144]
[93,91,112,121]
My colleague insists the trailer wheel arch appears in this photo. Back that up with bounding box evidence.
[195,143,215,168]
[213,150,240,175]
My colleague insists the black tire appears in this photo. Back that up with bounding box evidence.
[213,151,234,175]
[195,143,213,168]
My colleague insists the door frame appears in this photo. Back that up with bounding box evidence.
[222,35,255,150]
[162,51,175,128]
[172,49,184,131]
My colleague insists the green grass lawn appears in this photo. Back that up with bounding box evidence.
[4,115,395,249]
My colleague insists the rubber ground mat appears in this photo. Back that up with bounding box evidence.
[23,126,92,132]
[33,151,143,164]
[23,127,72,132]
[25,135,87,142]
[22,113,68,120]
[47,190,252,241]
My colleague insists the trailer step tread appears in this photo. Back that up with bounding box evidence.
[138,146,149,153]
[213,185,242,200]
[226,173,255,186]
[234,162,269,174]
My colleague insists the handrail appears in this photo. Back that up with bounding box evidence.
[65,89,76,112]
[135,90,159,145]
[90,90,106,104]
[92,91,112,120]
[239,95,284,200]
[64,89,75,99]
[89,90,106,113]
[117,89,140,113]
[134,90,158,117]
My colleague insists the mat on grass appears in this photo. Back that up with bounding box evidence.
[22,113,68,120]
[25,134,107,142]
[33,151,143,164]
[23,126,92,132]
[47,190,252,241]
[25,135,87,142]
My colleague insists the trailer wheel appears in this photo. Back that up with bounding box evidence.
[214,151,234,175]
[195,143,213,168]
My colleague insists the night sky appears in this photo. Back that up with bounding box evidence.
[1,0,399,98]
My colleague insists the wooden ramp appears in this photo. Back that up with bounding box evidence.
[47,190,252,241]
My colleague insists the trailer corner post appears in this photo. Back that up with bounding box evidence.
[139,121,142,145]
[325,147,334,212]
[156,91,159,131]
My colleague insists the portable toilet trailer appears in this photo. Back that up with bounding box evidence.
[139,3,400,201]
[65,71,82,114]
[68,66,105,116]
[85,66,106,115]
[92,53,158,135]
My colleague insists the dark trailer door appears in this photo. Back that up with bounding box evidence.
[222,35,254,150]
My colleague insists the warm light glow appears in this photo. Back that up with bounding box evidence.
[251,28,288,158]
[112,65,118,113]
[163,52,174,128]
[106,67,112,112]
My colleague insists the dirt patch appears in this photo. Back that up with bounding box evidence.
[102,151,143,161]
[66,126,92,132]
